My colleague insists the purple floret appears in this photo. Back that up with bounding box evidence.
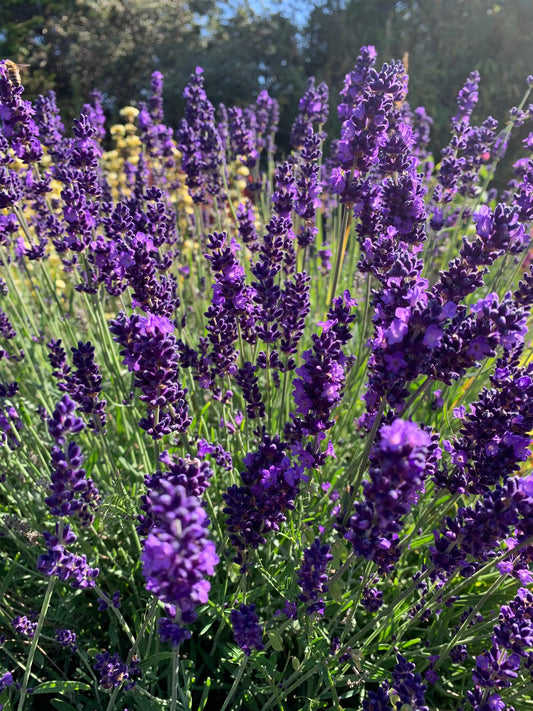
[230,604,264,655]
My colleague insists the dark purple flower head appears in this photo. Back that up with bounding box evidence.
[12,615,37,638]
[37,524,99,588]
[291,77,329,148]
[0,671,13,693]
[297,537,333,615]
[47,394,85,445]
[93,651,140,690]
[33,90,66,158]
[110,311,191,439]
[176,67,224,204]
[141,482,218,622]
[344,419,431,572]
[391,654,429,710]
[255,89,279,153]
[138,452,214,536]
[0,60,43,163]
[453,70,480,128]
[49,341,106,432]
[272,162,296,218]
[55,628,78,652]
[228,107,259,168]
[158,617,192,646]
[338,45,378,121]
[223,435,304,562]
[230,604,264,655]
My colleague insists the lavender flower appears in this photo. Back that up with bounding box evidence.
[430,476,533,579]
[93,651,140,690]
[0,60,42,163]
[33,90,66,159]
[45,395,99,526]
[223,435,304,562]
[110,311,191,439]
[297,537,332,615]
[0,672,13,693]
[55,628,78,652]
[11,616,37,637]
[176,67,224,204]
[138,451,214,536]
[290,77,329,149]
[255,89,279,154]
[435,352,533,494]
[230,604,264,655]
[48,340,107,432]
[362,654,428,710]
[37,524,99,589]
[338,45,378,121]
[141,481,218,629]
[284,291,356,469]
[344,419,431,572]
[228,107,259,168]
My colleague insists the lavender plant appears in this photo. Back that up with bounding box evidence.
[0,51,532,711]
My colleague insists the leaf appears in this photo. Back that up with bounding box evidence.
[267,631,283,651]
[329,579,344,604]
[32,680,91,695]
[51,699,79,711]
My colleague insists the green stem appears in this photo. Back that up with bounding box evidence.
[170,645,180,711]
[326,206,351,309]
[104,597,159,711]
[220,655,247,711]
[17,577,56,711]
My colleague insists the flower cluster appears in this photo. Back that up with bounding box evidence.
[230,604,264,655]
[93,651,140,690]
[176,67,224,203]
[362,653,428,711]
[47,339,107,432]
[2,40,533,711]
[223,434,304,563]
[343,419,431,572]
[467,587,533,711]
[141,478,218,641]
[430,475,533,580]
[110,311,191,439]
[45,394,99,526]
[37,523,99,589]
[297,537,333,615]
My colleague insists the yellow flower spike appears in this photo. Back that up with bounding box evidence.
[125,135,141,148]
[119,106,139,122]
[110,124,126,137]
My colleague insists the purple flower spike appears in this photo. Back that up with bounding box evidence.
[93,651,140,690]
[176,67,224,204]
[141,482,218,625]
[230,604,264,655]
[0,60,43,164]
[55,628,78,652]
[343,419,431,573]
[297,537,333,615]
[110,311,191,439]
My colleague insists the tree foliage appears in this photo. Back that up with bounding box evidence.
[1,0,532,163]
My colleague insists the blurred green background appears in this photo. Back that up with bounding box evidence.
[2,0,532,169]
